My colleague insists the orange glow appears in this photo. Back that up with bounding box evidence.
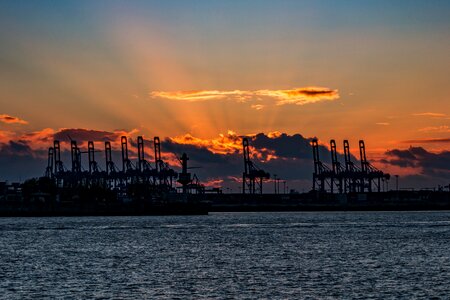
[227,176,243,183]
[256,87,339,105]
[267,131,282,138]
[150,90,251,102]
[150,86,339,106]
[170,130,242,155]
[412,112,447,117]
[0,114,28,125]
[251,104,265,110]
[170,130,281,162]
[418,126,450,133]
[0,130,16,143]
[21,128,56,148]
[252,147,279,162]
[203,178,224,187]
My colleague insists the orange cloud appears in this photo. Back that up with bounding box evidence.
[151,86,339,106]
[252,147,279,162]
[0,128,55,149]
[256,87,339,105]
[0,114,28,125]
[267,131,282,138]
[150,90,250,102]
[0,130,16,143]
[170,130,242,155]
[21,128,56,148]
[203,178,224,187]
[227,176,243,183]
[412,112,446,117]
[169,130,279,163]
[418,126,450,133]
[251,104,265,110]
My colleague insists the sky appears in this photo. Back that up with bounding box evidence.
[0,0,449,190]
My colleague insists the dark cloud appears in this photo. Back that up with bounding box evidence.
[251,133,312,159]
[250,133,356,165]
[386,149,417,160]
[384,147,450,179]
[286,87,337,97]
[53,128,122,143]
[0,140,45,181]
[0,140,33,156]
[402,138,450,144]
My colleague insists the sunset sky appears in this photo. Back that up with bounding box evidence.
[1,1,449,190]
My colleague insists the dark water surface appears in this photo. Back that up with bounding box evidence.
[1,212,450,299]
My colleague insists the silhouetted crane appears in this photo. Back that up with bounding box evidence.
[242,137,270,194]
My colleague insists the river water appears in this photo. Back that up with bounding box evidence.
[1,212,449,299]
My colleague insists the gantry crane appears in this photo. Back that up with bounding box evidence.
[330,139,344,193]
[242,137,270,194]
[311,138,333,192]
[359,140,390,192]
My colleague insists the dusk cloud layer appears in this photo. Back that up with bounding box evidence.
[150,87,339,107]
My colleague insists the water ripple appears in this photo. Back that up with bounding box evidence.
[1,212,450,298]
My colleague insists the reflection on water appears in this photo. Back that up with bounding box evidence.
[1,212,450,299]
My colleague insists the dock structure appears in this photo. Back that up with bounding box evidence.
[44,135,391,196]
[45,136,179,195]
[1,135,450,216]
[311,138,390,193]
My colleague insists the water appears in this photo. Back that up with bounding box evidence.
[1,212,450,299]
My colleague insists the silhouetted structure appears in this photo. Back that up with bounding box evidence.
[242,137,270,194]
[312,138,390,193]
[2,133,450,216]
[177,153,205,194]
[311,138,333,192]
[44,136,183,195]
[343,139,361,193]
[359,140,390,192]
[330,139,344,193]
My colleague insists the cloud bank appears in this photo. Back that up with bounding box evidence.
[1,127,448,190]
[382,147,450,180]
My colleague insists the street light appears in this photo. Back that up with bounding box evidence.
[273,174,278,194]
[277,177,280,195]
